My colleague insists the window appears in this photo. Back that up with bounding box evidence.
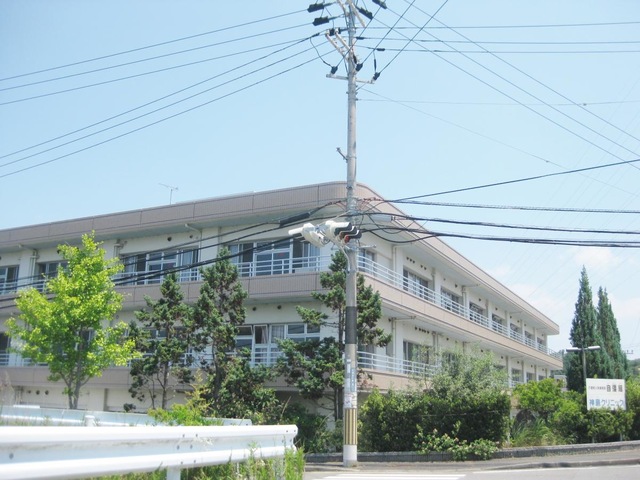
[526,372,535,383]
[0,333,9,366]
[440,288,461,313]
[255,240,291,276]
[509,323,522,340]
[122,249,199,285]
[469,303,484,317]
[358,249,375,274]
[36,261,67,291]
[229,239,319,277]
[403,341,430,364]
[403,269,431,300]
[0,266,18,295]
[38,261,66,278]
[492,314,505,332]
[511,368,522,384]
[285,323,320,343]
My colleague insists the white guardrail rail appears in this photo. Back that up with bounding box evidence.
[0,424,298,480]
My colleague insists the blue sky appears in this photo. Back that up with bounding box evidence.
[2,1,640,358]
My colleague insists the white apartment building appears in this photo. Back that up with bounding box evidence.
[0,182,562,411]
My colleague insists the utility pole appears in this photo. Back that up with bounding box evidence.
[304,1,377,466]
[343,2,359,468]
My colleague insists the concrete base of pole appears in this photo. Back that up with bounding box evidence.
[343,445,358,467]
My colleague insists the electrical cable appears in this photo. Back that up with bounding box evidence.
[383,199,640,215]
[383,2,640,168]
[0,47,324,178]
[390,157,640,202]
[0,38,316,168]
[0,37,313,107]
[0,8,308,83]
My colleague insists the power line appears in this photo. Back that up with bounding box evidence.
[0,44,323,176]
[0,37,315,167]
[0,25,312,100]
[367,20,640,30]
[389,158,640,201]
[384,2,640,168]
[385,199,640,215]
[0,8,308,83]
[0,37,311,107]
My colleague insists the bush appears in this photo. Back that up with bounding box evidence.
[415,422,498,461]
[359,389,423,452]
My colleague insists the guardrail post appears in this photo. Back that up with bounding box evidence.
[166,467,180,480]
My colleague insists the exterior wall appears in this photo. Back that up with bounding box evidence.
[0,182,562,412]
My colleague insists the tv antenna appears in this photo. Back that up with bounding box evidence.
[159,183,178,204]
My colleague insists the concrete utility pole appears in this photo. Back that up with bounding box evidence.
[342,2,359,468]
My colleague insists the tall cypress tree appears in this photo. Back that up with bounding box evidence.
[567,267,606,392]
[597,287,628,379]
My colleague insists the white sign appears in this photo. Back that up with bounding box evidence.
[586,378,626,410]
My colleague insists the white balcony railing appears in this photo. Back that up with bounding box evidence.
[2,254,560,360]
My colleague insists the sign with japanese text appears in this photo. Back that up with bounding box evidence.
[586,378,626,410]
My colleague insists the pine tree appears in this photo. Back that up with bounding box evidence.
[188,247,249,414]
[596,287,628,379]
[277,250,390,421]
[129,272,192,409]
[567,267,606,392]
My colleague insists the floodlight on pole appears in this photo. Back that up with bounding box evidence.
[566,345,601,388]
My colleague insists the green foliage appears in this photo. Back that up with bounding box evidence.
[509,417,562,447]
[188,247,247,401]
[7,232,138,409]
[567,268,627,392]
[129,272,193,409]
[548,390,588,444]
[211,351,280,424]
[277,250,388,422]
[277,337,343,419]
[415,422,498,461]
[596,287,628,379]
[513,378,563,421]
[359,350,510,453]
[627,378,640,439]
[359,389,422,452]
[94,447,305,479]
[587,408,633,443]
[280,402,341,453]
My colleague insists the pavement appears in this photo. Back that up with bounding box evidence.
[304,441,640,473]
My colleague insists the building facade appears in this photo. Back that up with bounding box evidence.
[0,182,562,411]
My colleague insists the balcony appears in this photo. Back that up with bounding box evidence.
[3,253,560,361]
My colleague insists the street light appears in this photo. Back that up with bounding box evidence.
[566,345,601,387]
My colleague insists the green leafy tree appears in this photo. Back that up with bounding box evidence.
[7,233,138,409]
[513,378,564,422]
[596,287,628,379]
[425,348,510,444]
[567,267,607,392]
[128,272,193,409]
[277,250,390,421]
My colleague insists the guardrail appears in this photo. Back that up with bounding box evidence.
[0,424,297,480]
[0,405,251,427]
